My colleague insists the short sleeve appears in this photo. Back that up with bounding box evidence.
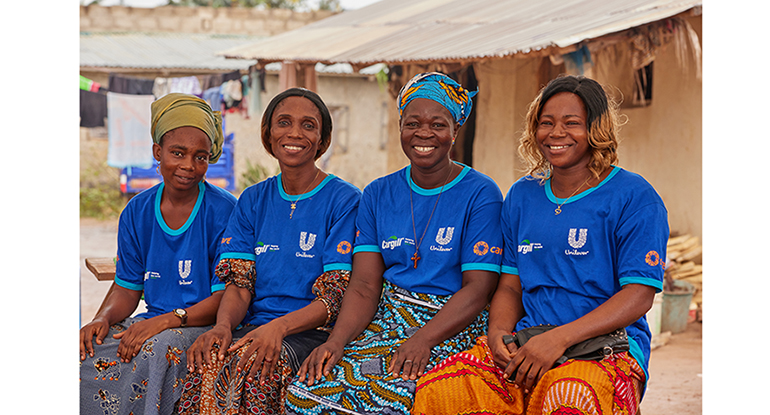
[114,203,145,291]
[217,190,258,262]
[500,184,519,276]
[322,187,360,272]
[460,183,504,274]
[616,202,669,292]
[353,183,380,254]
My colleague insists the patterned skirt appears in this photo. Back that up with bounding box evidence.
[284,281,489,415]
[176,326,329,415]
[79,317,212,415]
[412,336,646,415]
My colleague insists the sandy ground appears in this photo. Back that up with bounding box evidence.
[79,217,702,414]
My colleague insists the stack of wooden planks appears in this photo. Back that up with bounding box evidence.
[665,234,702,318]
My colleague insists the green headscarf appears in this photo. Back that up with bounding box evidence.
[150,93,224,164]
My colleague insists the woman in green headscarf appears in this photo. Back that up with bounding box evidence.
[80,93,238,415]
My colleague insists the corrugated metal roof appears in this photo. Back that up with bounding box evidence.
[218,0,702,65]
[80,32,263,71]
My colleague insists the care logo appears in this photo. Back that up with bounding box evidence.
[473,241,489,256]
[645,250,665,271]
[518,239,542,254]
[178,260,193,285]
[337,240,352,255]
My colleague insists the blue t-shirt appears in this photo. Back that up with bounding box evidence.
[501,166,669,377]
[218,174,361,326]
[354,164,503,296]
[115,181,237,319]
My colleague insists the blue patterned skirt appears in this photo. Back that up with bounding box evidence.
[80,317,211,415]
[284,281,488,415]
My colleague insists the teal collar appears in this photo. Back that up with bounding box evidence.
[405,163,470,196]
[154,181,205,235]
[546,165,620,205]
[277,173,335,201]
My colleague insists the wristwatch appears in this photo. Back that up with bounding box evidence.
[173,308,188,327]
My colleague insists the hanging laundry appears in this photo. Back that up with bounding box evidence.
[80,89,108,128]
[199,70,242,91]
[202,86,223,112]
[221,78,243,108]
[109,73,155,95]
[152,76,203,99]
[80,75,101,92]
[107,92,155,168]
[563,44,594,76]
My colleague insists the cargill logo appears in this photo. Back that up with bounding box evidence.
[255,241,279,255]
[382,235,404,250]
[518,239,542,254]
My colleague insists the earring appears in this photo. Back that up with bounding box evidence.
[155,161,161,175]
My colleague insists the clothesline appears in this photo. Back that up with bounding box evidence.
[79,68,266,128]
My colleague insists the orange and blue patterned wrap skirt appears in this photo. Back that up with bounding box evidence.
[284,281,488,415]
[412,335,646,415]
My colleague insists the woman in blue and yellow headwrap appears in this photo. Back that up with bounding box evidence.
[284,72,504,415]
[80,93,237,415]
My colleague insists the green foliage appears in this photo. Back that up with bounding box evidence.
[239,160,278,190]
[317,0,341,11]
[80,184,127,220]
[376,66,389,92]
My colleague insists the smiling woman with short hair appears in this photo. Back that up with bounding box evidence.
[177,88,361,415]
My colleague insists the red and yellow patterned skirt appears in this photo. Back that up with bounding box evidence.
[413,336,645,415]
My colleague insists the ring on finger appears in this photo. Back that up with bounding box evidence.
[404,360,413,364]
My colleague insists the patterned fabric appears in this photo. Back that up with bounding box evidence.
[177,329,329,415]
[412,336,645,415]
[284,281,489,415]
[80,317,212,415]
[396,72,477,126]
[216,257,258,295]
[310,269,350,329]
[176,270,350,415]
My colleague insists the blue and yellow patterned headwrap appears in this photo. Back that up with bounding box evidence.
[397,72,477,127]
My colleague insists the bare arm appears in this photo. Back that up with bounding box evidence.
[79,282,142,360]
[486,272,526,368]
[297,252,384,385]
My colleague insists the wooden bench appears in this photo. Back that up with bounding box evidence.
[85,257,116,281]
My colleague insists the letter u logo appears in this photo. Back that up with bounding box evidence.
[436,227,454,245]
[178,260,192,279]
[300,232,317,251]
[568,228,588,249]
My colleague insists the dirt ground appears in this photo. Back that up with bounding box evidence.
[79,218,702,414]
